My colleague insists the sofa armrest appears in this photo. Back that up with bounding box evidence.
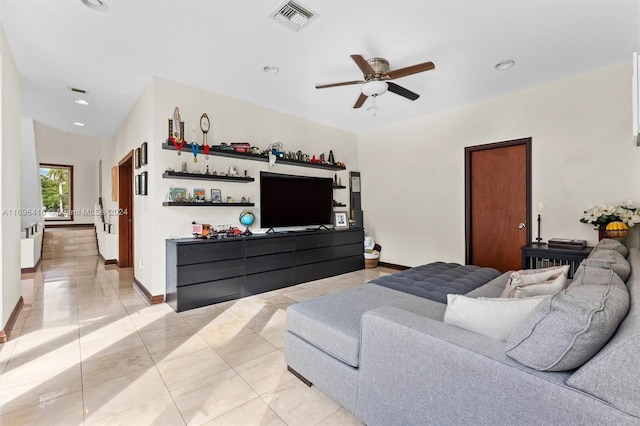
[356,306,634,426]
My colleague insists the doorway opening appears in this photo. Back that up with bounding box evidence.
[118,151,134,268]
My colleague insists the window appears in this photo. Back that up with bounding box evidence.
[40,163,74,221]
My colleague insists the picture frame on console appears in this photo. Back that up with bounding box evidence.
[335,212,348,228]
[211,189,222,203]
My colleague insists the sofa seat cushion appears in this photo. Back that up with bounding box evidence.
[367,262,501,303]
[505,261,630,371]
[287,284,445,367]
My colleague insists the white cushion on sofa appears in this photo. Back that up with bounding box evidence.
[444,294,546,342]
[501,265,570,298]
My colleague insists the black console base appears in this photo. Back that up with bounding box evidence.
[166,228,365,312]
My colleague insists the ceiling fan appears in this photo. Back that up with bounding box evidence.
[315,55,435,109]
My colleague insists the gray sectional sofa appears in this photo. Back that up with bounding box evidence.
[284,240,640,425]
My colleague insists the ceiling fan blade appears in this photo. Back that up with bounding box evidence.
[385,61,435,80]
[387,82,420,101]
[353,93,368,109]
[315,80,364,89]
[351,54,376,76]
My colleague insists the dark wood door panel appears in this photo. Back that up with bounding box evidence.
[466,139,531,272]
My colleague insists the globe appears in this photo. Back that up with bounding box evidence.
[239,210,255,235]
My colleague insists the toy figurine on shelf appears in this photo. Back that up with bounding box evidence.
[190,127,199,163]
[192,222,213,239]
[200,113,210,160]
[328,150,335,165]
[167,107,186,155]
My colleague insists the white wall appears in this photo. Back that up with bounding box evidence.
[359,63,640,267]
[99,78,155,264]
[105,76,359,296]
[20,118,43,229]
[34,121,100,224]
[1,22,22,328]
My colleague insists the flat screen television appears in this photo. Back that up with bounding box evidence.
[260,171,333,229]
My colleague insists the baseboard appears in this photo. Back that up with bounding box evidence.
[377,261,410,271]
[0,297,24,343]
[98,253,118,265]
[21,256,43,275]
[133,277,164,304]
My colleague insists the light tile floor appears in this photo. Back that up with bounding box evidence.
[1,255,395,425]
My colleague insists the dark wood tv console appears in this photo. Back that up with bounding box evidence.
[166,228,364,312]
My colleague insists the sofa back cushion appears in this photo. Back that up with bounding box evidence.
[505,261,630,371]
[586,249,631,282]
[592,238,629,257]
[566,248,640,418]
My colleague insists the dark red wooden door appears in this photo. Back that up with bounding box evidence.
[466,139,531,272]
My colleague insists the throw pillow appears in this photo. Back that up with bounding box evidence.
[593,238,629,257]
[444,294,546,342]
[586,249,631,282]
[500,265,570,298]
[505,263,630,371]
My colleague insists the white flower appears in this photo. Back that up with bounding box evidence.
[583,209,600,223]
[600,205,616,215]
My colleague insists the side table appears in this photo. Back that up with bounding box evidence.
[521,243,593,278]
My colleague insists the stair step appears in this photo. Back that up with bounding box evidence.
[42,242,98,253]
[42,227,98,260]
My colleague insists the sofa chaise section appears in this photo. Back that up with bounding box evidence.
[285,262,502,412]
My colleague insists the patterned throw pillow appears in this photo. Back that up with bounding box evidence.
[500,265,570,298]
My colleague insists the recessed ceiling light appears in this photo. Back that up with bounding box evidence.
[495,60,515,70]
[81,0,108,12]
[263,65,280,74]
[74,99,89,105]
[73,122,86,127]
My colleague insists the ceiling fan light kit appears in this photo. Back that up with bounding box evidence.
[315,54,435,109]
[362,81,388,97]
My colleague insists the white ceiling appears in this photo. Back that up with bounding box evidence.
[1,0,638,139]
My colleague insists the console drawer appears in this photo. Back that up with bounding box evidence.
[177,258,245,286]
[334,242,362,259]
[177,277,245,311]
[246,235,294,257]
[295,233,333,250]
[246,252,295,274]
[245,268,295,296]
[334,229,364,246]
[296,247,333,266]
[177,240,244,266]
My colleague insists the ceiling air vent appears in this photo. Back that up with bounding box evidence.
[270,1,317,32]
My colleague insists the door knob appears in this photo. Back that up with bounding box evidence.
[518,223,526,229]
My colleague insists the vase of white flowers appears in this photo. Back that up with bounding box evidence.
[580,204,640,240]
